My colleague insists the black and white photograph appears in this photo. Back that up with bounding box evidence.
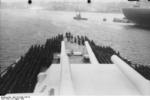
[0,0,150,97]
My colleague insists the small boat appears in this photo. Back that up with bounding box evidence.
[73,13,88,21]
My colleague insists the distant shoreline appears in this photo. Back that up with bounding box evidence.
[0,1,130,14]
[0,8,123,14]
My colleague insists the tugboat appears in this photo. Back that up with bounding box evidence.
[73,0,88,21]
[73,12,88,20]
[122,0,150,26]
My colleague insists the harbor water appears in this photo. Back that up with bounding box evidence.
[0,8,150,67]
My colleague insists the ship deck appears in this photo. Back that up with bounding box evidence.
[34,64,140,96]
[6,41,150,96]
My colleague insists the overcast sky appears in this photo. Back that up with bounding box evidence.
[2,0,126,3]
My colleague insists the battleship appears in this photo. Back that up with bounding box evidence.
[1,33,150,96]
[1,0,150,96]
[122,0,150,26]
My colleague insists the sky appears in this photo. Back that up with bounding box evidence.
[1,0,126,3]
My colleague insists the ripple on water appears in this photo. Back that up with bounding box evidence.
[0,9,150,67]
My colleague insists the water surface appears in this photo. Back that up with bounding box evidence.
[0,8,150,67]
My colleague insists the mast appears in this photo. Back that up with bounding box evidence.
[77,0,80,15]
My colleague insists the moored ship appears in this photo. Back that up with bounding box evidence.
[122,0,150,26]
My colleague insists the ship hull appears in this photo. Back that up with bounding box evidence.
[73,17,88,20]
[122,8,150,26]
